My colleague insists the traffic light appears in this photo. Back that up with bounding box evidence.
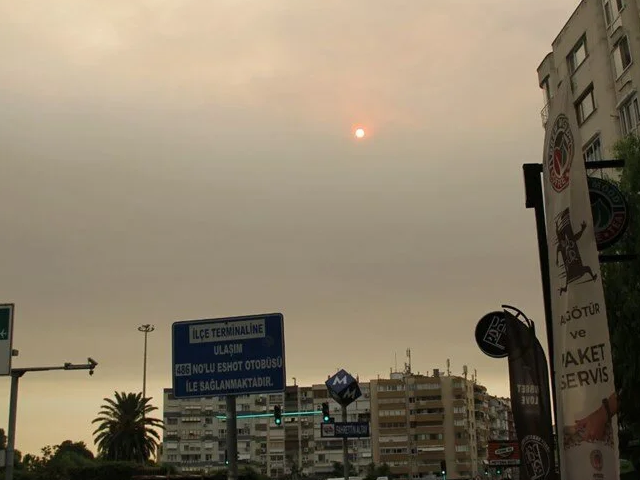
[484,467,489,476]
[440,460,447,476]
[225,450,228,465]
[496,467,502,475]
[274,405,282,425]
[321,402,330,422]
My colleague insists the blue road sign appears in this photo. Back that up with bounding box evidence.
[172,313,285,398]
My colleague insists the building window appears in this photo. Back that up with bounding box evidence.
[576,85,596,124]
[603,0,623,24]
[583,136,602,163]
[613,36,632,77]
[604,0,613,24]
[541,76,551,105]
[568,35,587,74]
[620,95,640,135]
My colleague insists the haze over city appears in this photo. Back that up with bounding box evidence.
[1,0,580,457]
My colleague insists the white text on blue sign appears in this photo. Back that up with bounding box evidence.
[189,319,265,343]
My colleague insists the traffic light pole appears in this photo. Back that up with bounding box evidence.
[342,405,348,480]
[226,395,238,480]
[5,359,97,480]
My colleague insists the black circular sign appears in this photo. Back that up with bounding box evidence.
[588,177,629,250]
[475,311,508,358]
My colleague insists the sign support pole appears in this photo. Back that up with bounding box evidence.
[342,405,348,480]
[226,395,238,480]
[5,372,22,480]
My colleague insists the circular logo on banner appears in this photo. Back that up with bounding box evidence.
[588,176,629,250]
[547,114,574,192]
[590,449,603,471]
[522,435,551,479]
[474,311,508,358]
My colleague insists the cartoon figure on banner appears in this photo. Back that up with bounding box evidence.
[554,207,598,294]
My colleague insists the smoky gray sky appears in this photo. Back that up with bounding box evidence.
[1,0,577,456]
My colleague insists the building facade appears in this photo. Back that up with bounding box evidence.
[161,371,512,479]
[537,0,640,162]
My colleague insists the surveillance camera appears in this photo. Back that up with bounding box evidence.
[88,357,98,366]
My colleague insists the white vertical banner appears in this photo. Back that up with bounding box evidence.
[543,82,619,479]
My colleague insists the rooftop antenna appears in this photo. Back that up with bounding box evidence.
[474,369,478,383]
[463,365,468,380]
[446,358,451,376]
[394,352,398,372]
[404,348,412,374]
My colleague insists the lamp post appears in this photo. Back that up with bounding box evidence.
[138,324,155,403]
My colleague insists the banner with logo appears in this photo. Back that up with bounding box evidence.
[488,441,521,466]
[542,81,619,479]
[505,311,555,480]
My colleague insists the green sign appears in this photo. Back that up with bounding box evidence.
[0,304,14,375]
[0,307,10,340]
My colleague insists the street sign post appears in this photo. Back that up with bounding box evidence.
[0,305,14,376]
[172,313,285,398]
[172,313,285,480]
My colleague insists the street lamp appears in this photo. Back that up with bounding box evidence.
[138,324,155,403]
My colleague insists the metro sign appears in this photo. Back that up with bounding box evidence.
[325,369,361,407]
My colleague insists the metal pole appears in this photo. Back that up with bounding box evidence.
[143,330,148,402]
[342,405,348,480]
[226,395,238,480]
[523,163,561,477]
[5,372,22,480]
[137,324,155,403]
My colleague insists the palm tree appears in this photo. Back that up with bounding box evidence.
[92,391,164,463]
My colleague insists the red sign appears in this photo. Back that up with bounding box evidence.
[488,441,521,466]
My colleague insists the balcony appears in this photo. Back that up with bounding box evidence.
[541,102,550,127]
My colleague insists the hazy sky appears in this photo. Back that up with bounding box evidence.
[1,0,579,456]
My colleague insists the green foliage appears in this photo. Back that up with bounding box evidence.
[92,391,164,463]
[331,460,356,477]
[14,458,173,480]
[601,135,640,436]
[364,462,392,480]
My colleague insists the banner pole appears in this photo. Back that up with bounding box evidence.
[523,163,560,478]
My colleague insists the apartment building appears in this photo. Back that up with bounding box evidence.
[161,370,511,479]
[161,382,372,477]
[369,370,494,480]
[487,397,514,442]
[537,0,640,163]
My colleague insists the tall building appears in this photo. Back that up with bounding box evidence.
[537,0,640,162]
[160,368,511,479]
[370,369,492,479]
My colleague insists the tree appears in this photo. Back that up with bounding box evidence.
[601,135,640,436]
[92,391,164,463]
[331,461,356,477]
[364,462,392,480]
[53,440,94,461]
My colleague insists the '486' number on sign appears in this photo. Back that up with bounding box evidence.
[175,363,192,377]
